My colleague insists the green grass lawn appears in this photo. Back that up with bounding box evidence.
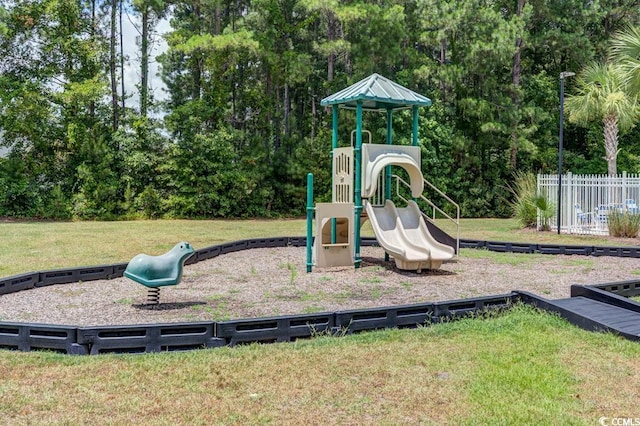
[1,305,638,424]
[1,218,639,423]
[0,219,308,276]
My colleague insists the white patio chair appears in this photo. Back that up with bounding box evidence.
[575,204,594,228]
[596,204,611,226]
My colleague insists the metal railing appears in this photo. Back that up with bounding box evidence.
[393,174,460,254]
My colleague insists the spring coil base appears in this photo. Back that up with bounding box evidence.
[147,288,161,305]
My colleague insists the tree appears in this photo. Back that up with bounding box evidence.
[1,0,640,220]
[109,0,119,131]
[299,0,365,87]
[0,0,125,219]
[611,25,640,95]
[132,0,166,117]
[564,63,639,175]
[414,0,529,216]
[0,5,8,37]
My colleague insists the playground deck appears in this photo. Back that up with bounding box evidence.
[519,284,640,341]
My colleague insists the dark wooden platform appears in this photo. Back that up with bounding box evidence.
[554,297,640,337]
[517,285,640,341]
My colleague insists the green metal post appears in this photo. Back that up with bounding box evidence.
[354,101,363,268]
[385,108,393,201]
[306,173,314,273]
[332,105,339,150]
[412,106,420,205]
[331,105,338,244]
[385,108,393,263]
[412,106,419,146]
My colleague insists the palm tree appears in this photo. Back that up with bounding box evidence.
[564,62,639,176]
[611,26,640,96]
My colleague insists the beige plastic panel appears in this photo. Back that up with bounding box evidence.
[361,144,423,198]
[332,147,353,203]
[314,203,354,268]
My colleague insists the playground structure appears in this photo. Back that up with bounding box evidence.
[124,242,195,304]
[306,74,459,272]
[3,85,640,357]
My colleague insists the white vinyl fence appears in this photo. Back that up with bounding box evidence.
[537,172,640,235]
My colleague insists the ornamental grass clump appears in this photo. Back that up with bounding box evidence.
[507,172,537,228]
[507,172,554,230]
[608,211,640,238]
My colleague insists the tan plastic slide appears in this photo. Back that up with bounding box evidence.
[361,144,424,198]
[364,199,454,271]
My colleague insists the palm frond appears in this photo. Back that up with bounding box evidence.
[564,63,638,130]
[611,26,640,94]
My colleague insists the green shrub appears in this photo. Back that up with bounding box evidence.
[135,185,163,219]
[507,172,554,230]
[41,185,71,219]
[533,194,555,231]
[608,211,640,238]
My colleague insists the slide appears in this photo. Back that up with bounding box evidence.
[361,144,424,198]
[364,199,455,271]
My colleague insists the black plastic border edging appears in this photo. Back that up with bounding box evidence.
[0,293,515,355]
[459,239,640,257]
[334,293,514,333]
[216,312,336,346]
[1,236,640,354]
[590,279,640,298]
[0,322,87,354]
[0,272,38,294]
[77,322,226,355]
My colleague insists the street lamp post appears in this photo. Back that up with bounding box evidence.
[557,71,575,235]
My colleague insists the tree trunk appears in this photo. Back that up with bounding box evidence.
[119,0,126,116]
[214,1,221,36]
[274,86,281,151]
[311,95,316,139]
[193,56,202,100]
[509,0,526,170]
[89,0,97,120]
[193,3,202,100]
[110,0,119,131]
[327,11,335,83]
[265,69,272,161]
[603,115,619,176]
[284,83,290,136]
[140,6,149,117]
[439,38,446,99]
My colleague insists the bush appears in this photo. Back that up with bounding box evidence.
[608,211,640,238]
[41,185,71,219]
[507,172,554,230]
[135,185,163,219]
[533,195,555,231]
[0,157,41,217]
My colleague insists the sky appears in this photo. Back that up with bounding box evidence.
[120,14,171,112]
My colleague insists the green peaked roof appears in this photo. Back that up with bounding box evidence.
[320,73,432,111]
